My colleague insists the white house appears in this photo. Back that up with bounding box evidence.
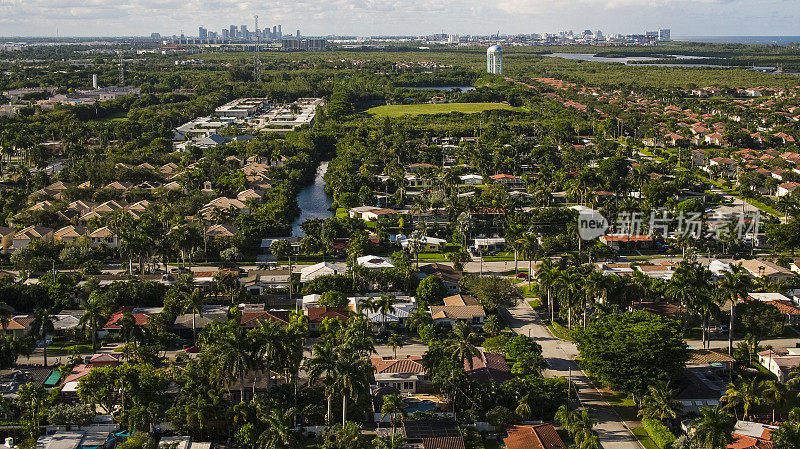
[356,255,394,270]
[459,174,483,185]
[300,262,348,283]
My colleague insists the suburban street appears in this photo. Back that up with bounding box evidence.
[502,301,642,449]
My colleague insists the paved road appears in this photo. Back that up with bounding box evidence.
[502,301,642,449]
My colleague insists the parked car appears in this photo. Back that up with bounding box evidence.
[184,346,200,353]
[516,273,528,279]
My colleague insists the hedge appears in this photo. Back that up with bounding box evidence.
[641,418,677,449]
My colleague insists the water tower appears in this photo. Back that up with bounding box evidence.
[487,45,503,74]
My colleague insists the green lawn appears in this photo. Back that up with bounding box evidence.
[631,426,660,449]
[366,102,524,117]
[528,299,543,309]
[46,343,93,355]
[547,321,575,342]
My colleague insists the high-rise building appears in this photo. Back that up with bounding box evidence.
[646,30,659,39]
[198,27,207,39]
[277,25,282,38]
[230,25,237,39]
[273,26,277,36]
[659,29,671,41]
[150,33,161,39]
[222,29,229,39]
[240,25,248,40]
[487,45,502,74]
[296,30,300,38]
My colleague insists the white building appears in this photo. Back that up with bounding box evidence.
[487,45,503,75]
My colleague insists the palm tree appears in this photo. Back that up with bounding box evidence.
[446,321,480,369]
[516,232,539,291]
[305,341,338,425]
[251,319,285,392]
[30,308,55,367]
[722,377,764,420]
[380,394,406,435]
[332,350,371,424]
[717,265,749,355]
[537,259,559,322]
[692,406,734,449]
[214,328,253,403]
[515,396,532,421]
[257,407,301,449]
[182,288,205,345]
[638,381,683,422]
[387,334,403,359]
[79,292,106,352]
[763,380,789,423]
[375,295,396,333]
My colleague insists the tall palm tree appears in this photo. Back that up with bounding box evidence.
[182,288,205,345]
[375,295,396,333]
[537,259,559,322]
[30,308,55,367]
[516,232,539,290]
[638,381,683,422]
[214,328,253,403]
[717,264,749,355]
[583,271,609,329]
[722,377,764,420]
[332,350,371,425]
[446,321,480,369]
[305,340,338,425]
[763,380,789,423]
[692,406,734,449]
[380,394,406,435]
[80,292,107,352]
[251,319,286,392]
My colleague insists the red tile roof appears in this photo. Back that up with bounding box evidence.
[464,352,511,383]
[504,424,567,449]
[307,307,349,324]
[103,307,150,329]
[240,310,291,328]
[421,437,466,449]
[371,356,425,374]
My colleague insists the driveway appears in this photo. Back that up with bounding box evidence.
[501,302,642,449]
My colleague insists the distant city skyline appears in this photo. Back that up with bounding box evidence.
[0,0,798,38]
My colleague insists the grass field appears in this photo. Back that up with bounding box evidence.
[366,102,523,117]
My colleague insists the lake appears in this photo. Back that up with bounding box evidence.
[292,161,333,237]
[543,53,731,68]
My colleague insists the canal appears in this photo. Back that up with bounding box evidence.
[291,161,334,237]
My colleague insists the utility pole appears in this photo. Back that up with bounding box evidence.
[254,15,262,82]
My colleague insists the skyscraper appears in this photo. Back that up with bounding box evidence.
[198,27,207,39]
[659,29,671,41]
[230,25,237,39]
[296,30,300,38]
[273,26,277,36]
[277,25,282,38]
[487,45,502,74]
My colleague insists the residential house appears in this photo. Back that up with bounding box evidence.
[88,227,119,248]
[12,225,54,251]
[306,307,349,333]
[599,234,654,250]
[490,174,525,188]
[736,259,795,281]
[459,174,483,185]
[356,255,394,270]
[0,227,14,254]
[727,421,777,449]
[504,424,567,449]
[429,294,485,327]
[239,309,291,329]
[173,305,229,339]
[205,224,239,238]
[300,262,348,283]
[418,263,462,294]
[758,347,800,382]
[54,225,86,244]
[371,355,428,394]
[361,208,398,222]
[777,181,800,197]
[464,351,512,383]
[398,234,447,252]
[241,269,291,294]
[706,157,737,178]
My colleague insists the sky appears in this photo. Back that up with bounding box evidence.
[0,0,798,37]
